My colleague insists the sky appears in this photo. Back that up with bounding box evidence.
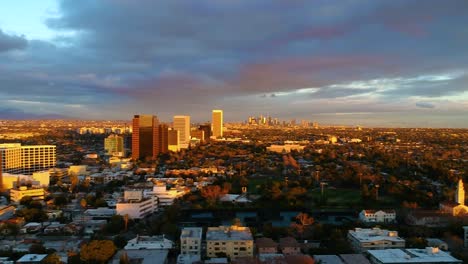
[0,0,467,127]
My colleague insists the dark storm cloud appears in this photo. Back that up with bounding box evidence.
[0,29,27,52]
[0,0,467,123]
[0,106,70,119]
[416,102,436,109]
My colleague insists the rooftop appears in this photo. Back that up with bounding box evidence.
[367,248,462,263]
[17,254,48,263]
[362,209,396,214]
[112,249,169,264]
[256,237,278,248]
[207,226,253,241]
[279,237,300,248]
[180,227,203,239]
[349,228,404,243]
[339,254,371,264]
[313,255,344,264]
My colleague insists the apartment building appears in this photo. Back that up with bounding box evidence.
[180,227,203,256]
[206,225,254,259]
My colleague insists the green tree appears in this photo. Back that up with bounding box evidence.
[29,243,46,254]
[232,218,242,227]
[105,215,125,234]
[53,195,68,207]
[113,235,128,249]
[43,253,62,264]
[80,240,116,264]
[20,196,33,206]
[119,251,130,264]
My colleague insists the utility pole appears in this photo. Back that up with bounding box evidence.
[320,182,327,196]
[375,184,380,201]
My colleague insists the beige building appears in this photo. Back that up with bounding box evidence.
[10,186,45,203]
[2,171,50,189]
[440,179,468,216]
[212,110,223,138]
[180,227,203,256]
[0,144,22,174]
[173,116,190,145]
[206,225,253,259]
[104,134,124,157]
[266,144,305,153]
[348,228,405,253]
[0,143,56,175]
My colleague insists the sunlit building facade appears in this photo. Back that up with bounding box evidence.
[0,143,56,176]
[104,134,124,157]
[212,110,223,138]
[173,115,190,144]
[132,114,160,160]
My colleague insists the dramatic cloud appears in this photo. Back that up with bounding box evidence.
[416,102,436,109]
[0,29,27,52]
[0,0,467,126]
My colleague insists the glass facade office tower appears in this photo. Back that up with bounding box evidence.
[132,115,160,160]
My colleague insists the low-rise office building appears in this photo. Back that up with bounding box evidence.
[367,248,461,264]
[116,190,157,219]
[124,235,174,250]
[348,228,405,253]
[10,186,45,203]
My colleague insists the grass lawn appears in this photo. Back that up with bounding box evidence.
[307,187,400,209]
[247,177,273,194]
[308,188,362,206]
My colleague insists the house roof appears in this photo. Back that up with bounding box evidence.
[256,237,278,248]
[279,237,300,248]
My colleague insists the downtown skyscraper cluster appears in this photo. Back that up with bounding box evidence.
[131,110,223,161]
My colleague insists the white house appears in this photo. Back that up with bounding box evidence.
[124,235,174,250]
[359,210,396,223]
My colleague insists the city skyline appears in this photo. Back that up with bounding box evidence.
[0,1,468,127]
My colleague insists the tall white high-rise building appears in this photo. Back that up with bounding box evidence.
[173,115,190,144]
[456,179,465,205]
[212,110,223,138]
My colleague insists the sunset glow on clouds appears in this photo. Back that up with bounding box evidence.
[0,0,467,127]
